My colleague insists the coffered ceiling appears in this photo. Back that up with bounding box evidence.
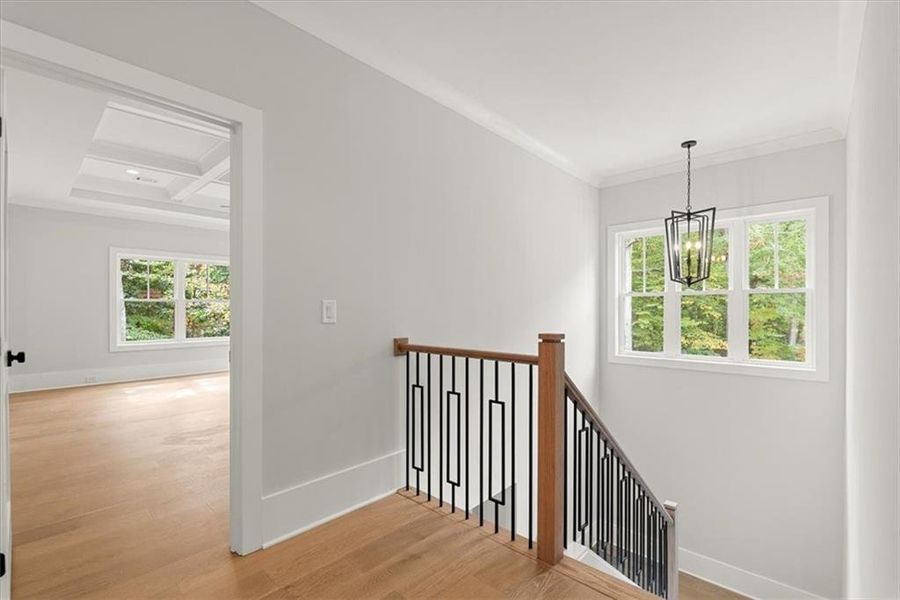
[5,68,230,229]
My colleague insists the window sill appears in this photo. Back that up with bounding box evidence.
[111,338,230,353]
[609,352,828,382]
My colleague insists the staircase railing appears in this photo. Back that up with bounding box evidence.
[393,333,678,599]
[565,373,678,598]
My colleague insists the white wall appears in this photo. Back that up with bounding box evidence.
[8,205,230,391]
[598,141,846,599]
[844,1,900,598]
[0,2,601,544]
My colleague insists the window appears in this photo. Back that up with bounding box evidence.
[111,249,230,350]
[608,197,828,380]
[680,228,730,357]
[185,263,231,339]
[623,234,665,352]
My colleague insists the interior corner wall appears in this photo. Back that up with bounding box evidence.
[598,141,847,599]
[8,205,230,392]
[0,2,601,545]
[844,2,900,598]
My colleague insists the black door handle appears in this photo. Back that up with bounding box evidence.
[7,351,25,367]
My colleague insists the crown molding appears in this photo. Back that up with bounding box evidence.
[10,194,229,231]
[251,0,599,188]
[596,128,845,189]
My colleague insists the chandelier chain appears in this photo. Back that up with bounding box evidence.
[686,144,692,212]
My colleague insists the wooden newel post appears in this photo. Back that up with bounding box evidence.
[537,333,565,565]
[664,500,679,600]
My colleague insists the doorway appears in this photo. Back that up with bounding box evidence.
[3,67,234,597]
[0,21,265,597]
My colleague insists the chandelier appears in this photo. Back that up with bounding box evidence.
[665,140,716,287]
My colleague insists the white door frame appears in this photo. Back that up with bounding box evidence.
[0,21,265,556]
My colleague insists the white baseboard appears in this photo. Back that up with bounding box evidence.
[680,547,827,600]
[261,449,405,548]
[9,358,229,393]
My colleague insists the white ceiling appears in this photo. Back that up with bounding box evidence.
[5,69,230,229]
[254,0,866,187]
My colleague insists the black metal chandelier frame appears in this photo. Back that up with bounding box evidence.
[664,140,716,288]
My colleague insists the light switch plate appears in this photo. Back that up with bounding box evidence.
[321,299,337,324]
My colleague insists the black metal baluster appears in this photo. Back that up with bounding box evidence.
[629,475,634,579]
[427,354,432,501]
[650,506,656,594]
[633,480,638,581]
[405,351,410,491]
[647,495,651,591]
[637,490,642,587]
[510,362,516,541]
[618,459,623,567]
[479,359,484,527]
[662,512,668,598]
[572,403,577,543]
[573,410,579,546]
[648,505,653,593]
[439,355,443,507]
[634,480,638,581]
[449,357,457,512]
[415,352,421,495]
[465,358,470,520]
[455,359,461,512]
[608,447,613,560]
[657,507,662,595]
[563,397,567,549]
[625,472,630,575]
[658,510,664,597]
[528,364,533,549]
[493,360,500,533]
[638,490,644,588]
[587,421,593,551]
[646,496,651,591]
[578,411,591,546]
[645,495,650,591]
[600,434,605,556]
[591,428,603,554]
[654,506,659,595]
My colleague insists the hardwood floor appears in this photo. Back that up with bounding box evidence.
[11,374,230,599]
[10,374,745,599]
[679,574,748,600]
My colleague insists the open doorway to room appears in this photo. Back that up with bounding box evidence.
[2,67,234,597]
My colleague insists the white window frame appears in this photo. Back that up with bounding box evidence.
[607,196,829,381]
[110,247,230,352]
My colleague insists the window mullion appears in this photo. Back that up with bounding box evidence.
[642,238,647,293]
[731,223,749,361]
[175,261,186,342]
[773,222,780,289]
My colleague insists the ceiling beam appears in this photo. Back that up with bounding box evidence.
[106,100,230,139]
[172,141,230,202]
[70,188,228,219]
[85,140,202,179]
[74,174,173,204]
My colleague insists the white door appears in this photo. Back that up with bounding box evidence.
[0,67,11,600]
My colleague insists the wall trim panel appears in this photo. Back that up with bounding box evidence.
[261,450,404,548]
[10,359,228,393]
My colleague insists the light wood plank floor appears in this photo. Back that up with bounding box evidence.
[10,374,745,599]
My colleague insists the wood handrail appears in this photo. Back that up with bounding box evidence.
[564,374,674,525]
[393,333,677,597]
[393,338,538,365]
